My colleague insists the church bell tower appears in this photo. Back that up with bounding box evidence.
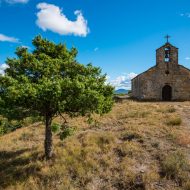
[156,35,178,74]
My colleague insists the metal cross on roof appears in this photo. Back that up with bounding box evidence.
[165,35,171,43]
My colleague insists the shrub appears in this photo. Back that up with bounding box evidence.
[22,116,42,126]
[161,151,189,181]
[51,123,61,133]
[0,118,22,135]
[0,126,5,135]
[127,111,150,118]
[60,127,76,140]
[166,116,182,126]
[19,132,35,141]
[121,131,142,142]
[167,107,176,113]
[0,115,41,136]
[157,107,176,113]
[87,118,101,128]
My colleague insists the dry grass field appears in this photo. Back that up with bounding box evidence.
[0,100,190,190]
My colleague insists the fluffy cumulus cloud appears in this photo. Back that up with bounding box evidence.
[36,3,89,37]
[108,72,138,90]
[5,0,29,4]
[0,34,19,43]
[0,64,9,75]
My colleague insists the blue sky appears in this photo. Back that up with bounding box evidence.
[1,0,190,89]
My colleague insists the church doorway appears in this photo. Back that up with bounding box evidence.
[162,85,172,101]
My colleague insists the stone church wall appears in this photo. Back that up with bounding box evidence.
[132,42,190,101]
[132,65,190,100]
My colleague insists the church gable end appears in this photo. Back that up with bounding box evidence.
[132,38,190,101]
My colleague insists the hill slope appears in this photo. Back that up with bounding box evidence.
[114,89,129,94]
[0,100,190,190]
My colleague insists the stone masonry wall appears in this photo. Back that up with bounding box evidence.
[132,43,190,100]
[132,65,190,100]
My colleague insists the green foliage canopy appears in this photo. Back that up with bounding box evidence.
[0,36,114,119]
[0,35,114,159]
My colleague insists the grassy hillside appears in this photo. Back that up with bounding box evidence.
[0,100,190,190]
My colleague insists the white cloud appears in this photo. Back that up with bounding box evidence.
[5,0,28,4]
[105,75,110,85]
[36,3,89,37]
[0,64,9,75]
[126,72,138,80]
[185,57,190,60]
[0,34,19,43]
[180,13,190,18]
[107,72,138,90]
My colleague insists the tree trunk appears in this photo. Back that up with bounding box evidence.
[44,114,53,160]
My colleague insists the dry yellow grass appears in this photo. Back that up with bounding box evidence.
[0,100,190,190]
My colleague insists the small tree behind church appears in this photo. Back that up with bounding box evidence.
[0,36,114,159]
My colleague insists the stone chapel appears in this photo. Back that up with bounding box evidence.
[131,37,190,101]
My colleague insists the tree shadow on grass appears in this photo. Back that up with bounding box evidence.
[0,148,42,189]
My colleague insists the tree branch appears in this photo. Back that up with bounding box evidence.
[58,111,67,124]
